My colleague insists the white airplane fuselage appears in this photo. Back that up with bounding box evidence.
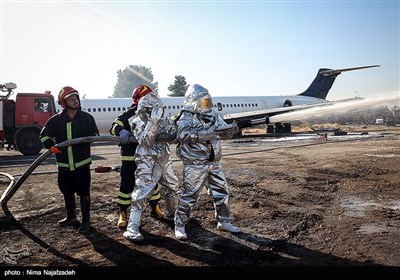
[77,95,326,134]
[55,65,379,134]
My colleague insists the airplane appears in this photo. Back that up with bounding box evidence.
[72,64,380,134]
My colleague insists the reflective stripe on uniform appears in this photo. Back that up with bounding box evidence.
[150,186,161,201]
[117,191,133,205]
[117,198,132,206]
[40,136,51,143]
[66,122,75,171]
[56,122,92,171]
[114,119,124,127]
[120,155,135,161]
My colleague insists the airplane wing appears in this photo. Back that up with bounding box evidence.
[223,97,362,123]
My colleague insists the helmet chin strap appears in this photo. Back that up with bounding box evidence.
[64,100,81,115]
[66,104,79,110]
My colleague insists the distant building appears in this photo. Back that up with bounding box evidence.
[375,118,384,124]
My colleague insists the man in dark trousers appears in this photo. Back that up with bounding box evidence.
[40,86,99,233]
[110,85,164,230]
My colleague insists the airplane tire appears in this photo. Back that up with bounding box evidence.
[334,130,348,136]
[283,123,292,133]
[275,122,285,133]
[267,125,274,133]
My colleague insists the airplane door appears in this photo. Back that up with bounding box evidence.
[261,100,268,109]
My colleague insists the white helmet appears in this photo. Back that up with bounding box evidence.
[183,84,213,114]
[137,90,163,113]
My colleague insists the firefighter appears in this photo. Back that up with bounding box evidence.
[123,88,180,242]
[109,85,164,230]
[174,84,240,240]
[40,86,99,233]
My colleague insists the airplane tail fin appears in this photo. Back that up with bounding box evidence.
[299,65,380,100]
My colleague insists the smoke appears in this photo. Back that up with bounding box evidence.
[270,91,400,123]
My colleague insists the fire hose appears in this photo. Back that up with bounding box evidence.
[0,136,119,215]
[0,116,269,216]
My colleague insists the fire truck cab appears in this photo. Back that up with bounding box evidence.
[1,83,56,155]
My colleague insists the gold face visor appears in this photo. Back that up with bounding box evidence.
[198,96,213,111]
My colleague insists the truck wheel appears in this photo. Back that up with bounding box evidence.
[17,130,43,155]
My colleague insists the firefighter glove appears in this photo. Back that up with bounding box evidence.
[119,129,131,144]
[50,146,62,154]
[150,107,163,123]
[197,123,220,142]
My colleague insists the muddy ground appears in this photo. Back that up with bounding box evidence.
[0,125,399,275]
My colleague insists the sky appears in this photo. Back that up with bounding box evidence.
[1,0,399,102]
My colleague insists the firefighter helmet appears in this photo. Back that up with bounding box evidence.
[184,84,213,113]
[58,86,79,108]
[132,85,153,104]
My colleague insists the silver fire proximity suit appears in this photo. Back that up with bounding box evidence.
[123,91,180,242]
[174,84,240,240]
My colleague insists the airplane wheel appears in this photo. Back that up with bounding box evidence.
[267,125,274,133]
[283,123,292,132]
[275,122,284,133]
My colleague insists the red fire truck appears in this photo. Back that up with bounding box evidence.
[0,82,57,155]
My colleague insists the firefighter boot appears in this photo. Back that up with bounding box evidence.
[164,196,178,221]
[149,199,164,220]
[175,224,187,241]
[217,221,241,233]
[58,194,77,226]
[78,196,91,233]
[117,207,128,230]
[123,209,143,241]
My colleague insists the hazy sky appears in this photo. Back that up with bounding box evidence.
[1,0,399,101]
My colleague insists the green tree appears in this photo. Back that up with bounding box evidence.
[112,65,158,98]
[167,75,189,97]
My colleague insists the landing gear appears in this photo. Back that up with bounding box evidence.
[266,122,292,133]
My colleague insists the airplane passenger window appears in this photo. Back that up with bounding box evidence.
[113,108,116,111]
[88,108,91,112]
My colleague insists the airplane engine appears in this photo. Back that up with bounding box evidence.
[284,99,293,107]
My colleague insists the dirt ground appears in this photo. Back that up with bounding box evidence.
[0,125,399,275]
